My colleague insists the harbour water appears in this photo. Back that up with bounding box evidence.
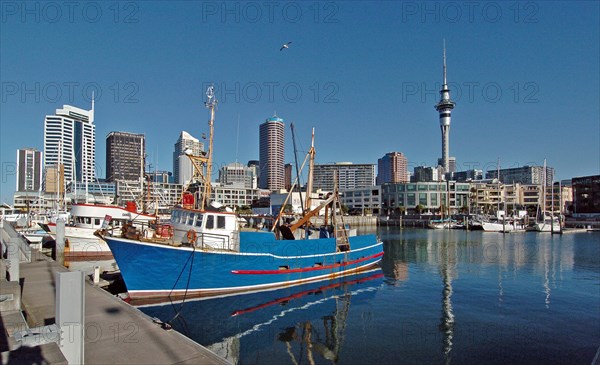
[130,227,600,364]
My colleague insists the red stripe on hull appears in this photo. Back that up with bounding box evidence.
[231,251,384,275]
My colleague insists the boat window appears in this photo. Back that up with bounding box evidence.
[95,218,100,226]
[85,217,91,225]
[170,210,177,223]
[195,214,203,227]
[206,215,214,229]
[187,213,195,226]
[217,216,226,229]
[180,212,187,224]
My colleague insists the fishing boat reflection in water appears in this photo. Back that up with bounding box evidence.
[137,268,384,365]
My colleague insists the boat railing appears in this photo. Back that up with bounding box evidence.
[195,231,238,251]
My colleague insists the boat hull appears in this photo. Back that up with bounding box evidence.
[481,221,525,233]
[534,222,561,232]
[105,232,383,299]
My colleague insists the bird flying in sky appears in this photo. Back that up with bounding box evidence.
[280,41,292,51]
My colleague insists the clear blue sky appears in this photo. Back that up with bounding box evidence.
[1,1,599,203]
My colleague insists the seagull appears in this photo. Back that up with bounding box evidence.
[280,41,292,51]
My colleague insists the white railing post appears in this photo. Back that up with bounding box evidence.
[6,239,20,282]
[56,271,85,364]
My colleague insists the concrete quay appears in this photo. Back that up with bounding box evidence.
[1,225,229,364]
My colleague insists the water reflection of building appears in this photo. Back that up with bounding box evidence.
[381,240,410,283]
[439,239,457,363]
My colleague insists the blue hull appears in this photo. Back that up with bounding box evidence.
[105,231,383,299]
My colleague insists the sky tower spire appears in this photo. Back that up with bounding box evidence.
[443,39,447,86]
[435,40,456,174]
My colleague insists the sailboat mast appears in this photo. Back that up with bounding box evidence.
[542,159,547,219]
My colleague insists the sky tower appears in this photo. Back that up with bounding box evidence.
[435,41,456,174]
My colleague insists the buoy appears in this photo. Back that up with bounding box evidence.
[186,229,197,244]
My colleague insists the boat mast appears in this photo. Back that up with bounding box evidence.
[290,123,305,214]
[305,128,315,211]
[203,86,216,210]
[186,86,217,210]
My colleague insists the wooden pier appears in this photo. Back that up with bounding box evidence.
[1,220,230,365]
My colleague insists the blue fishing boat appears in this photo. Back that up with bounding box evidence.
[100,86,383,300]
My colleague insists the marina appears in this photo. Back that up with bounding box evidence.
[1,3,598,364]
[2,218,599,364]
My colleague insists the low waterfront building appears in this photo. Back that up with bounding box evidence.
[381,181,470,215]
[469,181,528,215]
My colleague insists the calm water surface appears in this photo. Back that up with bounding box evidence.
[138,228,600,364]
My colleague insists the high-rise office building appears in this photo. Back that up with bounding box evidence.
[259,116,285,190]
[173,131,204,185]
[435,41,456,174]
[377,152,408,185]
[285,163,293,191]
[106,132,145,182]
[43,103,95,184]
[16,148,42,192]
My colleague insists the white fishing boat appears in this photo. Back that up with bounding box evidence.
[40,202,157,257]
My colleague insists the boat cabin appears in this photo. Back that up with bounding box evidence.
[170,208,239,250]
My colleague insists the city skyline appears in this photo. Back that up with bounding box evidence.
[1,2,599,203]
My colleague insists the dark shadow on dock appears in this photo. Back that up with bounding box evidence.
[3,344,44,365]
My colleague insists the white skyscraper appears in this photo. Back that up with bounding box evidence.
[173,131,204,185]
[43,103,95,185]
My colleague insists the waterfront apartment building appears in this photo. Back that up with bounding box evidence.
[44,104,95,185]
[259,116,285,190]
[173,131,204,185]
[485,165,555,186]
[381,181,470,215]
[106,131,145,182]
[16,148,42,192]
[377,152,408,185]
[341,187,382,215]
[572,175,600,215]
[313,163,376,191]
[218,162,255,189]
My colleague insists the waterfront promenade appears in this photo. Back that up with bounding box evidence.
[0,222,229,364]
